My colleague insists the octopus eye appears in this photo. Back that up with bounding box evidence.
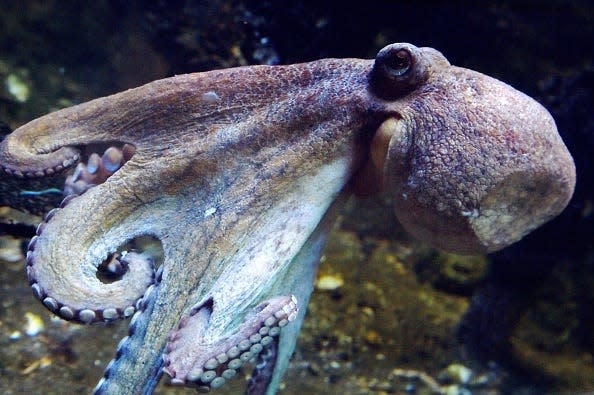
[381,48,412,78]
[370,43,428,100]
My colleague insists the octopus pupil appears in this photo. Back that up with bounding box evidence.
[385,48,411,77]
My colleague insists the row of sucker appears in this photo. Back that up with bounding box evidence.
[163,295,298,392]
[64,144,135,196]
[246,338,278,395]
[26,209,155,323]
[25,145,155,324]
[93,263,165,394]
[0,150,80,178]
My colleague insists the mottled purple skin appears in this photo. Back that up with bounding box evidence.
[0,43,575,394]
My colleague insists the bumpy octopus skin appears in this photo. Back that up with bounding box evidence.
[0,43,575,394]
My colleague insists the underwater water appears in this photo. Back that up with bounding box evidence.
[1,1,593,394]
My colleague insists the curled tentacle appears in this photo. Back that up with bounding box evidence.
[163,295,298,392]
[0,131,81,178]
[0,90,142,179]
[26,205,156,323]
[23,143,149,324]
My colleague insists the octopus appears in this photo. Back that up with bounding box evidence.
[0,43,575,394]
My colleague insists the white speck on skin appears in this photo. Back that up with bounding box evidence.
[202,91,220,103]
[204,207,217,218]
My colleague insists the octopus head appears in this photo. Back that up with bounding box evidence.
[367,43,576,255]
